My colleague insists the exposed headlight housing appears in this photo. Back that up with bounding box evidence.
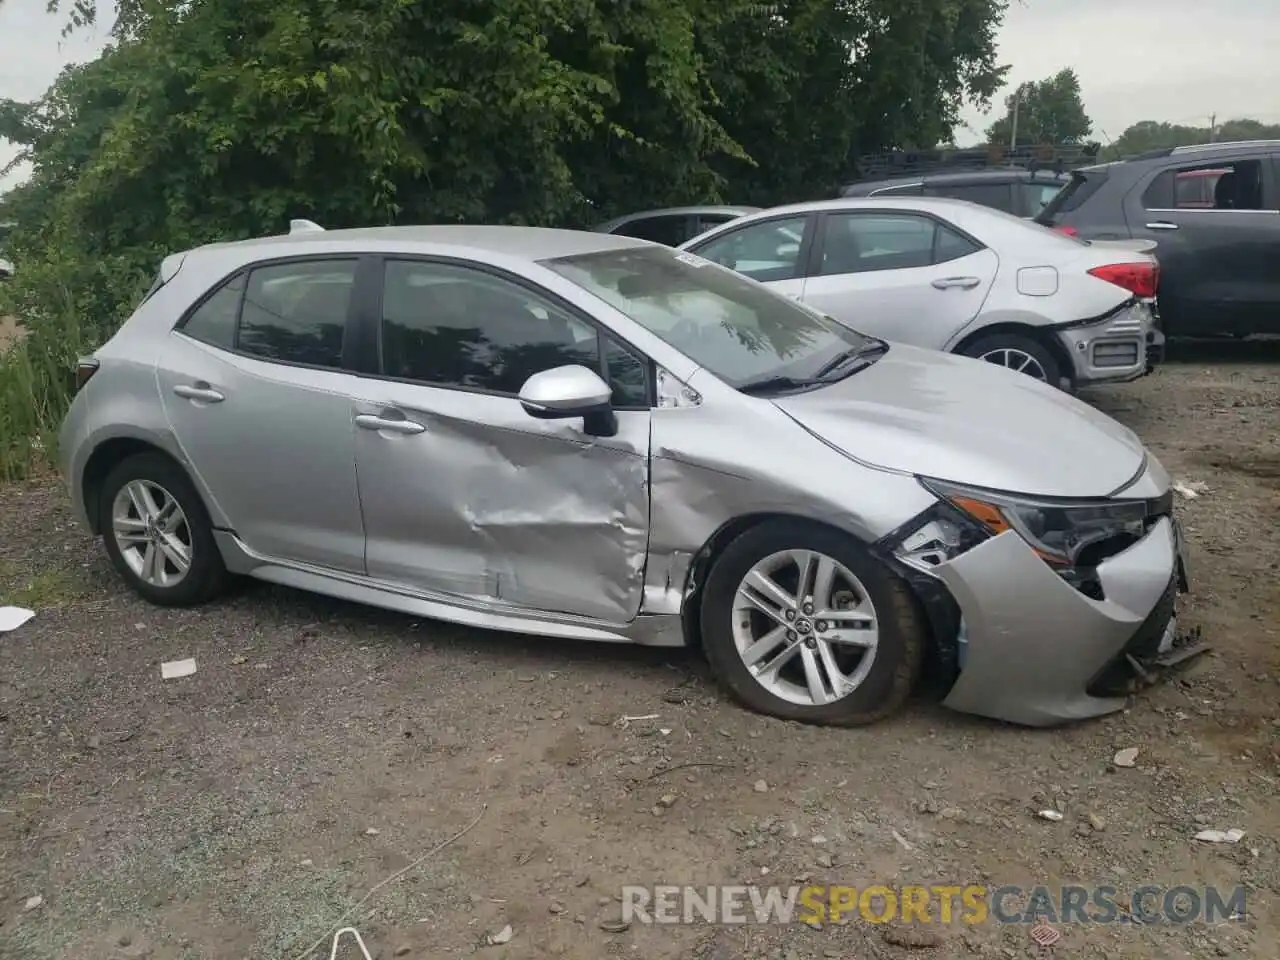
[918,477,1148,571]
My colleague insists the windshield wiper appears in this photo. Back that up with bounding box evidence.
[737,375,819,396]
[812,338,889,380]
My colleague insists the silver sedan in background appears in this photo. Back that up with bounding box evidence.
[679,197,1161,391]
[60,223,1188,727]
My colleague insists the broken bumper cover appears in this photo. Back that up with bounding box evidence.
[1055,300,1153,386]
[932,516,1185,727]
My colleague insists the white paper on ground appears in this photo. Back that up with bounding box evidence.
[0,606,36,634]
[160,658,197,680]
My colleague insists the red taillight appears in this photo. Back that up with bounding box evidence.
[74,358,100,393]
[1055,225,1079,237]
[1088,261,1159,299]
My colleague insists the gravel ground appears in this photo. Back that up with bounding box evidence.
[1,357,1278,960]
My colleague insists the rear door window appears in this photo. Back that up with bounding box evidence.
[1141,159,1273,211]
[237,259,358,368]
[818,213,981,275]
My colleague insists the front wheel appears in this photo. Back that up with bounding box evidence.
[960,332,1064,388]
[699,521,926,726]
[99,452,228,607]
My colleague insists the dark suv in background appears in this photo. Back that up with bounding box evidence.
[839,167,1069,218]
[1036,140,1280,338]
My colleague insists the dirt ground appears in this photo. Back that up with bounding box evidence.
[2,356,1278,960]
[0,316,23,352]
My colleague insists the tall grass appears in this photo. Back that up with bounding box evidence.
[0,285,104,480]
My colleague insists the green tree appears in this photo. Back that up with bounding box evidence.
[0,0,1009,477]
[1101,118,1280,160]
[986,67,1091,146]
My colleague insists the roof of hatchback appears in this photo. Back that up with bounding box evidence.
[194,224,650,261]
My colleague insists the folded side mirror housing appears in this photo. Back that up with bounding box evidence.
[518,365,617,437]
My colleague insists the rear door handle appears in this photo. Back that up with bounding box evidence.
[1145,221,1179,231]
[931,276,981,290]
[355,413,426,435]
[172,383,225,403]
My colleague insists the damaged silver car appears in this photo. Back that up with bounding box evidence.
[58,222,1194,727]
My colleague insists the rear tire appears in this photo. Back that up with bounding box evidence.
[99,452,228,607]
[960,332,1063,388]
[699,520,925,726]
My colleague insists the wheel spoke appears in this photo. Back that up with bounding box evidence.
[157,498,183,533]
[740,625,788,667]
[815,639,846,698]
[126,482,154,521]
[141,543,161,584]
[739,570,797,629]
[159,533,191,573]
[811,555,837,606]
[826,627,878,648]
[755,638,804,684]
[816,606,875,626]
[1015,354,1031,372]
[799,646,831,705]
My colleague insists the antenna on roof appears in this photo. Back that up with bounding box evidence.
[289,218,325,235]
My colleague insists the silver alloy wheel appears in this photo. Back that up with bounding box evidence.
[979,347,1047,381]
[111,479,193,588]
[731,549,879,707]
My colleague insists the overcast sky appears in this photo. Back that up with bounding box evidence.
[2,0,1279,193]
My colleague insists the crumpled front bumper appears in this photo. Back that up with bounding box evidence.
[933,516,1181,727]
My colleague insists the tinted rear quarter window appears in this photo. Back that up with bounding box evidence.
[179,273,244,350]
[1038,170,1109,220]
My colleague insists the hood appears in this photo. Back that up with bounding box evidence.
[772,344,1146,498]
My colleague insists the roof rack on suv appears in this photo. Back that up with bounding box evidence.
[850,142,1099,181]
[1169,139,1280,155]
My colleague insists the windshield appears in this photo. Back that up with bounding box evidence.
[542,246,873,388]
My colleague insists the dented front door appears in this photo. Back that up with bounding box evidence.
[352,382,651,622]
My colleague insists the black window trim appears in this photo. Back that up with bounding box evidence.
[806,209,986,278]
[172,252,369,375]
[354,253,657,411]
[684,212,817,283]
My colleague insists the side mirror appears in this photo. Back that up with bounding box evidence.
[518,364,617,437]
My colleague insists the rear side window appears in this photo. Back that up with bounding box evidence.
[176,259,357,369]
[237,260,358,367]
[1141,159,1272,211]
[179,273,244,350]
[1038,170,1109,221]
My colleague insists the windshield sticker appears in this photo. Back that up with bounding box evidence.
[674,252,713,269]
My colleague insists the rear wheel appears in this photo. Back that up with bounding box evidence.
[99,453,228,607]
[960,332,1063,387]
[699,521,926,726]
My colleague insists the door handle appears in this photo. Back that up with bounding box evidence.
[1145,221,1179,231]
[355,413,426,435]
[931,277,981,290]
[172,383,225,403]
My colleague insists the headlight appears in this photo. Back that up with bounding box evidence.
[919,477,1148,568]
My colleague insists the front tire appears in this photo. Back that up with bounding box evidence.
[960,332,1063,388]
[699,520,926,726]
[99,452,228,607]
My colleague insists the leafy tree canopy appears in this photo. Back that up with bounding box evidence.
[1100,118,1280,161]
[985,67,1091,146]
[0,0,1008,468]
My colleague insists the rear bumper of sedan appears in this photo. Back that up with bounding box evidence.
[929,516,1185,727]
[1054,300,1155,387]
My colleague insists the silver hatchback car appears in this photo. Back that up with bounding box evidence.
[59,223,1190,727]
